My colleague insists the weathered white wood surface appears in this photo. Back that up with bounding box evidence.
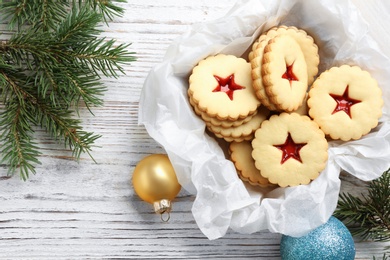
[0,1,389,259]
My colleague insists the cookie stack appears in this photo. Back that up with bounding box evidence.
[187,26,383,188]
[188,54,268,142]
[250,26,319,112]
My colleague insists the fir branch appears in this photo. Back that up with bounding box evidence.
[2,29,60,70]
[1,6,134,109]
[75,0,127,22]
[373,253,389,260]
[2,33,102,110]
[0,63,101,178]
[61,65,106,111]
[70,37,133,78]
[1,0,69,31]
[334,169,390,242]
[1,0,126,30]
[0,0,135,178]
[33,100,101,161]
[56,5,103,43]
[0,102,41,181]
[0,68,41,180]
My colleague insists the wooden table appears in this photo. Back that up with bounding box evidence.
[0,1,389,258]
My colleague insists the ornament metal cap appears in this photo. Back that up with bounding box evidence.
[153,199,172,222]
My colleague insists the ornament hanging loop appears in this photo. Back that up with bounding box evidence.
[160,212,171,222]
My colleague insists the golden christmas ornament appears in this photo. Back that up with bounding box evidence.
[132,154,181,221]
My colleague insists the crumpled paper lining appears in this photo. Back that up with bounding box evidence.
[138,0,390,240]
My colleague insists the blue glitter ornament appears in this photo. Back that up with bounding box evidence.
[280,216,355,260]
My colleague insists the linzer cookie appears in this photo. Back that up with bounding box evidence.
[290,93,309,116]
[308,65,383,141]
[259,26,319,85]
[229,141,274,187]
[262,35,308,112]
[249,26,319,98]
[249,35,279,111]
[188,54,260,121]
[208,106,269,142]
[252,113,328,187]
[189,94,257,128]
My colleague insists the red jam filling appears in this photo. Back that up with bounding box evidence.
[274,133,307,164]
[282,63,299,85]
[213,74,245,100]
[330,85,361,118]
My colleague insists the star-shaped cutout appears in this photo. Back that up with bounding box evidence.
[213,74,245,100]
[274,133,307,164]
[282,62,299,85]
[329,85,361,118]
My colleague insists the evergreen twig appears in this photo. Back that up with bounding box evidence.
[334,169,390,243]
[1,0,126,31]
[373,252,390,260]
[75,0,127,22]
[0,1,135,180]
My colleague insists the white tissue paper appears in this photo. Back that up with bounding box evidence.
[138,0,390,240]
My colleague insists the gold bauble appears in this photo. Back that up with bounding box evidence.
[132,154,181,221]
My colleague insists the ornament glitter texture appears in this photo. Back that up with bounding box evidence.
[280,216,355,260]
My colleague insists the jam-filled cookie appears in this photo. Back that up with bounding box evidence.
[308,65,383,141]
[290,93,309,116]
[262,35,308,112]
[188,54,260,121]
[229,140,275,187]
[263,26,319,85]
[252,113,328,187]
[249,34,279,111]
[249,25,319,87]
[208,106,269,142]
[189,94,257,128]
